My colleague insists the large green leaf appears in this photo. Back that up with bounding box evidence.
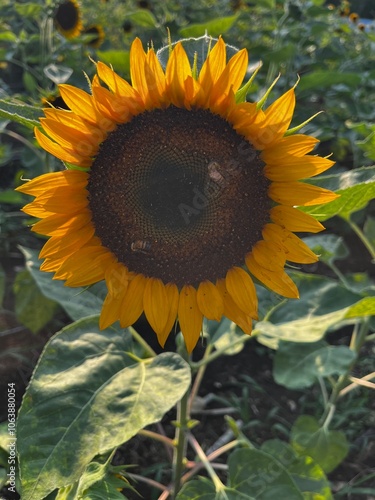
[228,448,303,499]
[273,340,356,389]
[0,99,41,129]
[20,247,106,321]
[179,15,239,38]
[206,318,247,355]
[177,478,216,499]
[290,416,349,474]
[303,235,349,266]
[177,477,254,500]
[95,51,130,75]
[261,440,332,499]
[122,10,157,28]
[297,71,361,92]
[17,317,191,500]
[13,269,58,333]
[255,273,372,349]
[301,166,375,222]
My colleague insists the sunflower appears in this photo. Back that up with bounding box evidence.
[54,0,83,39]
[82,25,105,49]
[17,38,338,352]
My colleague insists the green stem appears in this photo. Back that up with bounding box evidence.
[328,261,351,288]
[128,326,157,357]
[346,218,375,260]
[321,319,370,426]
[190,333,253,370]
[138,429,174,448]
[187,434,225,492]
[172,345,191,499]
[188,343,213,412]
[172,386,189,499]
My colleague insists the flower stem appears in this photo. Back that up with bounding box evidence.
[320,319,370,427]
[172,345,191,499]
[128,326,157,357]
[172,386,189,499]
[187,434,225,491]
[346,218,375,260]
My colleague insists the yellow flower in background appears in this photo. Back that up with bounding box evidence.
[17,38,338,352]
[82,25,105,49]
[54,0,83,39]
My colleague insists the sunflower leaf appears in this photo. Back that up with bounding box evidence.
[13,269,58,333]
[290,416,349,473]
[297,71,362,93]
[179,14,239,38]
[273,340,356,389]
[228,448,303,499]
[122,10,157,28]
[261,440,333,499]
[0,99,42,128]
[300,166,375,221]
[256,273,373,349]
[20,246,106,321]
[17,316,191,500]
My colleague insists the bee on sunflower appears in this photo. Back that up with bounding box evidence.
[17,37,338,352]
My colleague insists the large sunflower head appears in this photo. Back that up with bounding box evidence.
[17,37,338,352]
[54,0,83,39]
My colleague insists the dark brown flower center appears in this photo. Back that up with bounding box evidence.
[88,106,270,287]
[55,1,79,31]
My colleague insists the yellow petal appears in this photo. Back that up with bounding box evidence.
[21,202,54,218]
[270,205,324,233]
[129,38,149,104]
[251,240,286,271]
[143,278,169,335]
[269,181,339,206]
[198,37,226,88]
[216,279,253,334]
[145,48,167,106]
[119,274,147,328]
[43,108,106,144]
[97,61,140,100]
[157,283,179,348]
[178,285,202,353]
[34,127,92,167]
[54,244,109,285]
[265,155,335,182]
[105,262,132,298]
[100,287,128,330]
[59,84,110,129]
[31,186,88,214]
[261,87,296,146]
[16,170,88,196]
[210,48,248,104]
[225,267,257,317]
[40,118,98,157]
[196,281,224,321]
[246,253,299,298]
[39,223,94,259]
[92,85,135,123]
[31,212,90,236]
[262,223,318,264]
[166,42,192,107]
[261,134,319,160]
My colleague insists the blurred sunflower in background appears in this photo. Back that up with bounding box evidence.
[82,25,105,48]
[54,0,83,39]
[17,38,338,352]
